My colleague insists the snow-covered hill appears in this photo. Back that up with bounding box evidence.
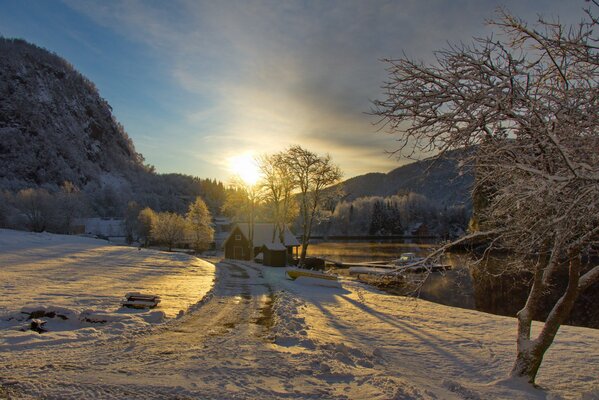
[0,38,148,191]
[0,38,232,215]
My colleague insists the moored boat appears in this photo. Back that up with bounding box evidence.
[286,268,338,281]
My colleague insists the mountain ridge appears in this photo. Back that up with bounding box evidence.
[335,150,473,208]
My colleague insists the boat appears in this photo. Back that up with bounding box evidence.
[286,268,338,281]
[348,266,393,276]
[391,252,425,265]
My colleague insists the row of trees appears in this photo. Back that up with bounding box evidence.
[223,145,342,265]
[128,197,214,252]
[0,182,86,233]
[0,175,231,235]
[325,193,469,238]
[0,186,215,253]
[374,3,599,384]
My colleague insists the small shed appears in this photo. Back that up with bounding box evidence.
[262,242,287,267]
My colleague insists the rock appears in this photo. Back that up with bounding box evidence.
[25,310,68,320]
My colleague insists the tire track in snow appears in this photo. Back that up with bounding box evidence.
[1,262,270,397]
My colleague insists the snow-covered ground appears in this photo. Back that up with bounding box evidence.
[0,229,214,349]
[1,229,597,399]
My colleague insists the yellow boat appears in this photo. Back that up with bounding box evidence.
[286,268,338,281]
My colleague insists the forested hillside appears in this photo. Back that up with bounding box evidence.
[0,38,230,224]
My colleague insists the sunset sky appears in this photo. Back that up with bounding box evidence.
[0,0,580,182]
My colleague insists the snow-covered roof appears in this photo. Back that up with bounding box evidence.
[228,223,300,248]
[263,242,287,251]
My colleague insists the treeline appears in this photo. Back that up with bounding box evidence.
[0,175,231,234]
[0,182,85,234]
[124,197,214,252]
[85,173,229,217]
[319,192,470,238]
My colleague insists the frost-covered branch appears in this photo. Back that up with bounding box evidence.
[373,3,599,385]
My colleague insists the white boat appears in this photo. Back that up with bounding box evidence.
[348,266,393,276]
[391,252,425,265]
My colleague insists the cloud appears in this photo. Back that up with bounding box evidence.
[61,0,582,180]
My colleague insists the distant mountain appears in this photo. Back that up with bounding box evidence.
[335,150,474,208]
[0,38,147,191]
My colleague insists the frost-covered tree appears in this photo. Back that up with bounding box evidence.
[152,212,187,252]
[137,207,157,247]
[15,188,55,232]
[56,181,86,234]
[123,201,141,244]
[186,197,214,253]
[222,178,264,259]
[373,5,599,384]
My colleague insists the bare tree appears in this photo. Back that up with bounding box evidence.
[373,4,599,384]
[56,181,85,234]
[123,201,141,244]
[186,196,214,253]
[16,188,54,232]
[257,152,297,243]
[285,146,342,266]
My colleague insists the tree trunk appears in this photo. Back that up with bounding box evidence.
[511,248,581,384]
[299,201,309,267]
[300,200,319,267]
[249,202,255,260]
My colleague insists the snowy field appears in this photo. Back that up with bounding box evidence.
[0,229,215,349]
[0,229,598,399]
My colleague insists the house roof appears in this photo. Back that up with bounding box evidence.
[226,223,300,248]
[263,242,287,251]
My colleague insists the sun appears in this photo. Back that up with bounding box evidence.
[228,153,261,185]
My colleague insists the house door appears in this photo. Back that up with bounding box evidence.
[234,246,243,259]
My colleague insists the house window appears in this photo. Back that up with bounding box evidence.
[235,234,241,241]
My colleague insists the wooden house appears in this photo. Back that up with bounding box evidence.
[223,223,300,263]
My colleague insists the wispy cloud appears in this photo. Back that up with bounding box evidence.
[61,0,582,180]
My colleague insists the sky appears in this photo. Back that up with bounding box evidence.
[0,0,583,182]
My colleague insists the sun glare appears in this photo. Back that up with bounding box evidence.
[229,153,261,185]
